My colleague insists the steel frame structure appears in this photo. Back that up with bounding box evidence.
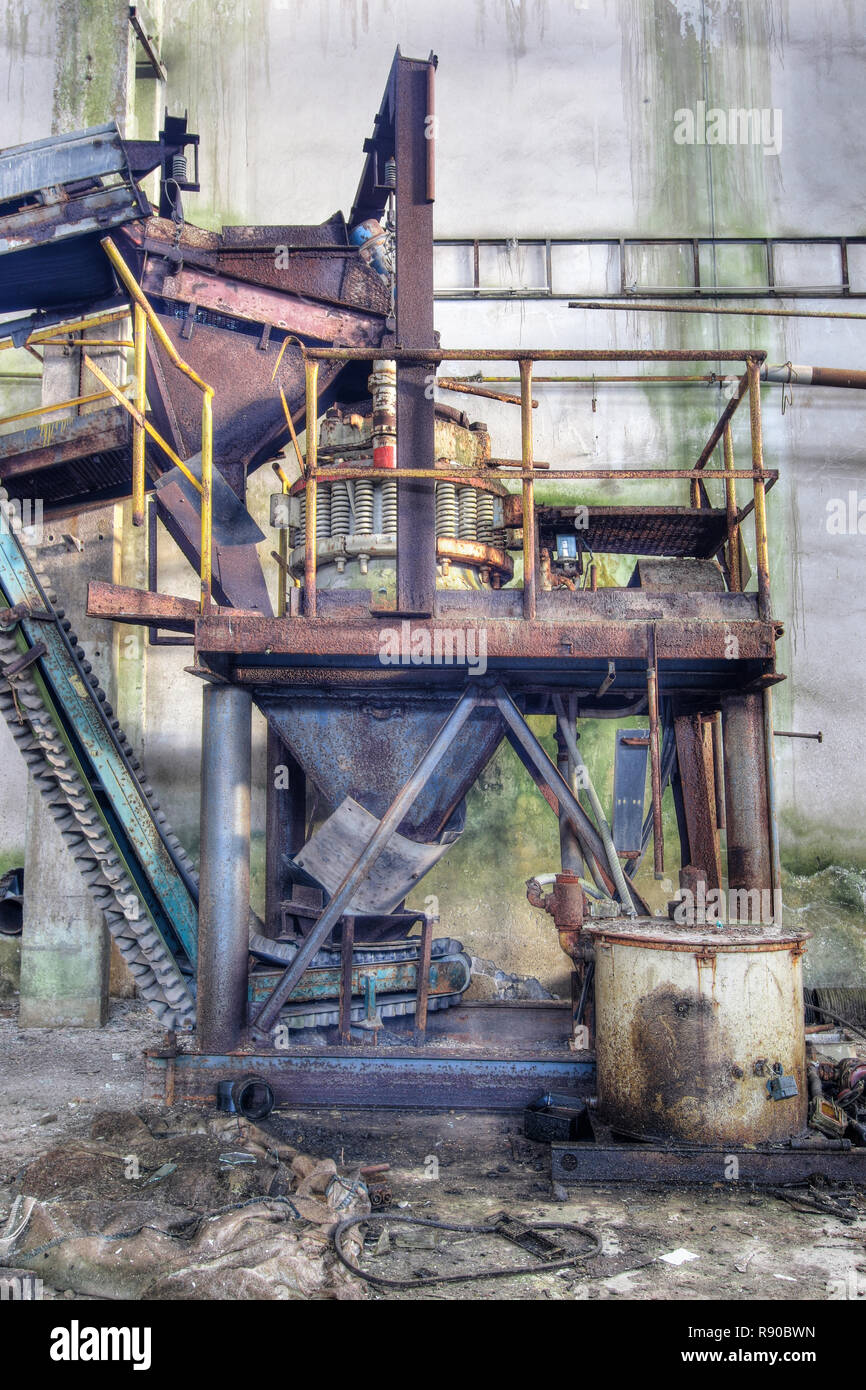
[75,50,785,1119]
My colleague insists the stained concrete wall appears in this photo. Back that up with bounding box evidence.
[1,0,865,996]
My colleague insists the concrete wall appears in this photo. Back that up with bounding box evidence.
[2,0,865,994]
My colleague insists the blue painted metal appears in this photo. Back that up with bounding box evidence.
[0,520,199,964]
[257,692,503,842]
[248,953,470,1004]
[149,1049,595,1110]
[612,728,649,857]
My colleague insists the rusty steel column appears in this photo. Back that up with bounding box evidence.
[747,357,772,623]
[721,692,772,919]
[197,684,252,1052]
[520,358,537,620]
[395,53,437,615]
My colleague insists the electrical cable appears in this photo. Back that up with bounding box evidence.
[332,1211,602,1288]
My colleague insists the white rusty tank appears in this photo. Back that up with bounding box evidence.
[583,917,810,1146]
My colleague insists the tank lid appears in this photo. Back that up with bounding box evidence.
[583,915,810,952]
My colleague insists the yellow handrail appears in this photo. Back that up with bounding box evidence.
[299,344,770,623]
[0,307,130,352]
[100,236,214,612]
[0,386,132,429]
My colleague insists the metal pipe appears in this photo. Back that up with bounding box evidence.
[197,684,252,1053]
[132,303,147,528]
[304,464,770,485]
[39,337,133,347]
[723,421,741,592]
[550,693,636,910]
[520,359,536,620]
[304,357,319,617]
[646,628,664,879]
[278,385,306,476]
[251,686,480,1037]
[303,347,765,362]
[761,363,866,390]
[273,464,289,618]
[200,390,214,612]
[447,373,728,385]
[569,298,866,323]
[494,685,640,914]
[437,377,539,407]
[748,358,772,622]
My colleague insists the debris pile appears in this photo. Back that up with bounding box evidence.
[0,1107,371,1300]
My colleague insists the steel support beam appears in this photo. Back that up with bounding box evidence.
[673,712,722,890]
[494,684,646,914]
[197,684,252,1052]
[395,53,436,615]
[722,692,772,918]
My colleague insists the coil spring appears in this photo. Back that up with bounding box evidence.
[354,479,375,535]
[458,487,477,541]
[476,491,495,544]
[381,478,397,534]
[435,482,458,538]
[330,480,351,538]
[317,483,331,539]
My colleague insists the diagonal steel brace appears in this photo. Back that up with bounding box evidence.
[493,684,646,915]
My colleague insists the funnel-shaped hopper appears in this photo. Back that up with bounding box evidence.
[257,693,503,845]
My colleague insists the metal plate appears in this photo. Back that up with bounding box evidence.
[294,796,454,914]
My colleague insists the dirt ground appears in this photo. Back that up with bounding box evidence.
[1,994,865,1302]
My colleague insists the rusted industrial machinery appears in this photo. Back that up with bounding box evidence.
[3,48,860,1186]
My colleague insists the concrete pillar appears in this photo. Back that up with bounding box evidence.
[722,693,772,920]
[17,328,120,1028]
[197,684,252,1052]
[19,791,109,1027]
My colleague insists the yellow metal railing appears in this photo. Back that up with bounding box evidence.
[98,237,214,611]
[297,345,775,625]
[0,247,215,611]
[0,306,132,354]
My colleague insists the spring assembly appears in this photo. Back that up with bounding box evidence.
[330,480,351,538]
[171,153,188,183]
[381,478,397,535]
[354,478,375,535]
[435,481,458,538]
[315,483,331,539]
[476,491,495,544]
[458,486,478,541]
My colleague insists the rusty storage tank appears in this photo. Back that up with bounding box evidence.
[583,918,810,1146]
